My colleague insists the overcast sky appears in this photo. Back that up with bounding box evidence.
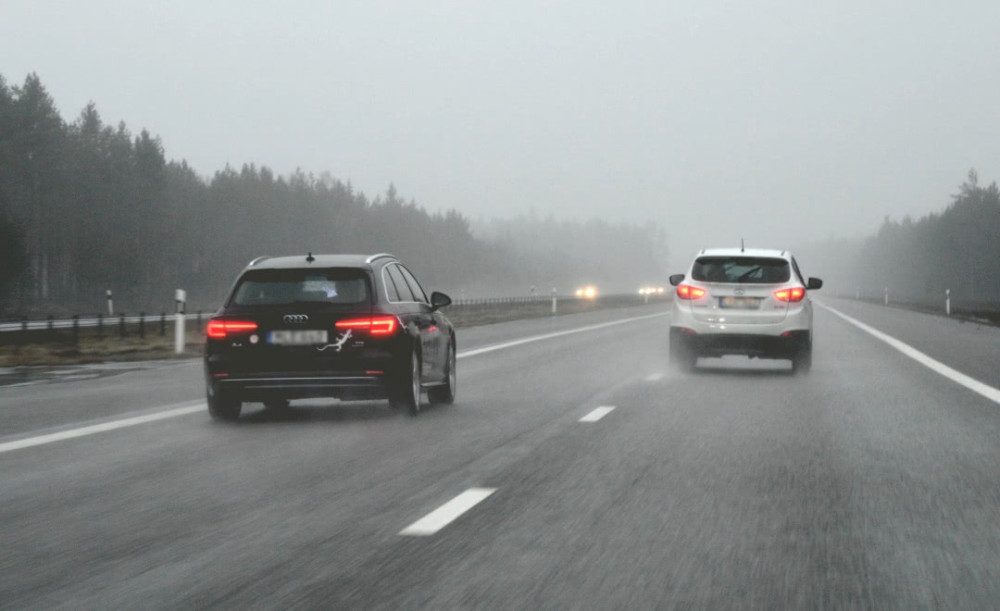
[3,1,999,267]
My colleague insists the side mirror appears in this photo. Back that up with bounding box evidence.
[669,274,685,287]
[807,277,823,290]
[430,291,452,310]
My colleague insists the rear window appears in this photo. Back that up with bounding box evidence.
[691,257,790,284]
[230,268,370,306]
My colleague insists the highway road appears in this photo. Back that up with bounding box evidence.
[2,298,1000,609]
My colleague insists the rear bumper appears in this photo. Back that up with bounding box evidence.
[670,327,810,359]
[204,340,408,402]
[208,371,393,401]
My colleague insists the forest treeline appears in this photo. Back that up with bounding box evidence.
[0,73,668,317]
[797,169,1000,306]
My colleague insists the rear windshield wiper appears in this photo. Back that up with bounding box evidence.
[735,266,761,282]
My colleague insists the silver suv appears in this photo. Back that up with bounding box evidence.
[668,248,822,373]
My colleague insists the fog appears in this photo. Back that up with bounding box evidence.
[3,1,998,270]
[4,5,1000,607]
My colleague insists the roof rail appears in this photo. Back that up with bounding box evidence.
[365,253,396,264]
[248,256,270,267]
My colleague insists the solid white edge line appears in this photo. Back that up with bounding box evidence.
[819,303,1000,405]
[579,406,616,423]
[645,372,664,382]
[0,403,205,454]
[399,487,497,536]
[457,312,668,359]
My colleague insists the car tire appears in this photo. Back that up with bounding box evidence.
[263,399,290,411]
[792,342,812,375]
[684,351,698,372]
[669,336,697,372]
[391,348,422,416]
[208,389,242,421]
[428,340,457,405]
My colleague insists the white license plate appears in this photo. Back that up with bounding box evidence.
[719,296,760,309]
[268,330,329,345]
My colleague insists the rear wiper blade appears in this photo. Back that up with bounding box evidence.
[735,266,761,282]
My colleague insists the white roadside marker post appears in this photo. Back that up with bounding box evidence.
[174,289,187,354]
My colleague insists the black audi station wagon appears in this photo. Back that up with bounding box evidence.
[204,253,456,420]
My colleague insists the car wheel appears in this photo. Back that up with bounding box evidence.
[669,338,697,372]
[207,389,242,421]
[391,348,422,416]
[792,343,812,375]
[684,351,698,372]
[263,399,290,411]
[428,340,457,405]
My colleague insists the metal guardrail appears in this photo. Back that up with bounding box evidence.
[450,296,552,306]
[0,293,670,335]
[843,294,1000,326]
[0,312,207,334]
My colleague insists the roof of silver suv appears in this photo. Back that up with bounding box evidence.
[695,247,789,259]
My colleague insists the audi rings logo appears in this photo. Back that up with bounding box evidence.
[283,314,309,323]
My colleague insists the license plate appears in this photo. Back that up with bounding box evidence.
[268,330,328,345]
[719,296,760,309]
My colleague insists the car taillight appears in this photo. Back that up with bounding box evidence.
[206,319,258,339]
[774,287,806,302]
[335,316,398,336]
[676,284,706,300]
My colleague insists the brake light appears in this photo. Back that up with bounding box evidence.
[774,287,806,302]
[206,319,258,339]
[335,316,398,335]
[369,317,397,335]
[676,284,706,300]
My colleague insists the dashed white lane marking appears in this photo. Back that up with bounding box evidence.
[579,406,616,422]
[645,372,664,382]
[457,312,668,359]
[400,488,497,536]
[56,374,101,382]
[820,304,1000,406]
[0,403,205,454]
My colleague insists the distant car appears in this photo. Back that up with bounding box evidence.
[204,253,456,420]
[668,248,822,373]
[575,285,599,299]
